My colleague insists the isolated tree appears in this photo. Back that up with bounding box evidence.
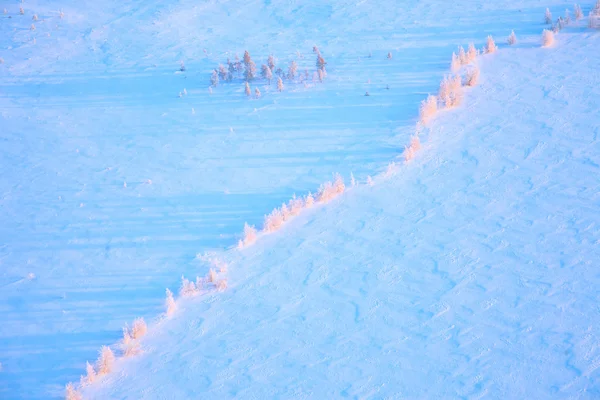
[485,35,497,53]
[255,87,261,98]
[245,82,251,96]
[574,4,583,20]
[30,24,35,30]
[267,55,276,71]
[96,346,115,375]
[288,60,298,80]
[261,64,273,83]
[210,70,219,87]
[507,30,517,45]
[277,77,284,92]
[316,53,326,70]
[545,8,553,24]
[542,29,555,47]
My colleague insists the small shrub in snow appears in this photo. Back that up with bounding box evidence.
[179,61,186,72]
[96,346,115,375]
[32,14,38,21]
[419,94,438,125]
[574,4,583,20]
[317,174,345,203]
[165,288,176,316]
[19,7,24,15]
[239,222,257,248]
[65,383,82,400]
[30,23,35,30]
[254,88,261,98]
[507,30,517,45]
[245,82,251,97]
[404,136,421,162]
[277,77,284,92]
[545,8,553,24]
[542,29,555,47]
[485,35,497,53]
[216,279,228,291]
[387,52,392,59]
[465,66,480,87]
[467,43,477,62]
[438,76,450,106]
[180,276,197,297]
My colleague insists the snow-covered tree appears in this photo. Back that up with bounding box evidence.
[19,7,24,15]
[210,70,219,87]
[387,52,393,59]
[574,4,583,20]
[451,52,460,71]
[218,64,229,81]
[316,53,326,70]
[542,29,555,47]
[467,43,477,62]
[507,30,517,45]
[288,60,298,80]
[261,64,273,83]
[267,55,276,71]
[245,82,251,96]
[465,66,480,87]
[485,35,497,53]
[255,87,261,98]
[277,76,284,92]
[165,288,175,316]
[65,383,82,400]
[545,8,553,24]
[458,46,467,64]
[96,346,115,375]
[419,95,438,125]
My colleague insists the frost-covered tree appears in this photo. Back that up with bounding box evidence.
[65,383,82,400]
[19,7,24,15]
[458,46,467,64]
[255,87,261,98]
[288,60,298,80]
[318,68,325,82]
[277,76,284,92]
[507,30,517,45]
[542,29,555,47]
[96,346,115,375]
[485,35,497,53]
[467,43,477,62]
[267,55,276,71]
[243,51,257,81]
[545,8,553,24]
[419,95,438,125]
[261,64,273,83]
[80,362,96,386]
[32,14,38,21]
[245,82,251,96]
[387,52,393,59]
[210,70,219,87]
[465,66,480,87]
[218,64,229,81]
[316,53,326,70]
[165,288,176,316]
[451,52,460,71]
[565,9,571,24]
[131,318,147,339]
[574,4,583,20]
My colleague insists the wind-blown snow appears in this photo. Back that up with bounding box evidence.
[0,0,598,398]
[84,25,600,400]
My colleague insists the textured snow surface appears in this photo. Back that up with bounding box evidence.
[1,0,599,398]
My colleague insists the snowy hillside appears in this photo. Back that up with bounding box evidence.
[1,0,599,398]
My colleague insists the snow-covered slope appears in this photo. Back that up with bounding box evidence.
[84,26,600,400]
[1,0,599,398]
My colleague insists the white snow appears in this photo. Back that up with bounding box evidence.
[1,0,599,398]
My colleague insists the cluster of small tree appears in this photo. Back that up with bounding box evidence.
[238,174,345,247]
[590,1,600,28]
[210,47,328,96]
[451,44,477,71]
